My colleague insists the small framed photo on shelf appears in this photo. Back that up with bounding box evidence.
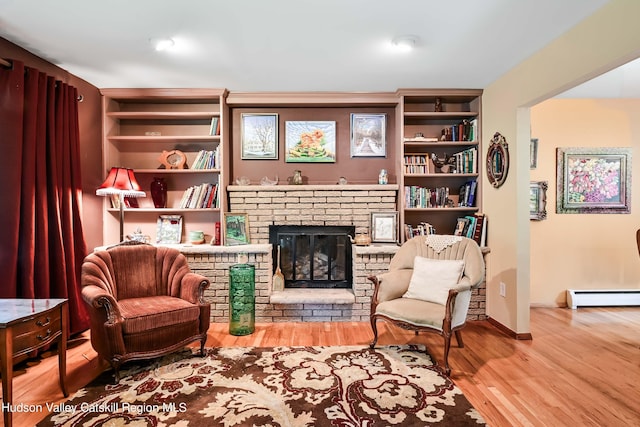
[350,113,386,157]
[241,113,278,159]
[370,211,398,243]
[285,121,336,163]
[556,147,631,214]
[156,215,183,244]
[223,213,250,245]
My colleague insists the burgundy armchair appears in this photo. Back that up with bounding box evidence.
[81,242,210,381]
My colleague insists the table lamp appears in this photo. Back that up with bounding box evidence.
[97,167,146,242]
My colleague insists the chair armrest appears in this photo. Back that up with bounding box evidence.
[81,285,122,324]
[452,276,473,293]
[369,269,413,303]
[179,272,210,304]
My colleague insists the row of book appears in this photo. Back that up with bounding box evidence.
[451,147,477,174]
[191,148,220,170]
[404,222,436,240]
[454,213,487,247]
[405,186,451,208]
[403,147,477,175]
[404,179,477,208]
[458,179,477,207]
[440,118,478,142]
[179,182,219,209]
[209,117,221,136]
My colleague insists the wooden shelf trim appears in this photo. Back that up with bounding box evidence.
[107,111,219,119]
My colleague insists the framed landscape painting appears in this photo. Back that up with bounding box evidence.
[241,113,278,159]
[556,147,631,214]
[223,213,250,245]
[285,121,336,163]
[350,113,386,157]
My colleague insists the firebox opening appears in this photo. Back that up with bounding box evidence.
[269,225,355,289]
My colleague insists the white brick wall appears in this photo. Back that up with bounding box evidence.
[188,184,486,323]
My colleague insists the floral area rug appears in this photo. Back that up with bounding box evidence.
[38,345,486,426]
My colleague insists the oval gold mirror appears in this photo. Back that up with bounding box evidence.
[486,132,509,188]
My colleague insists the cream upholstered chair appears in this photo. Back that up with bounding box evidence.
[368,235,485,375]
[81,242,211,382]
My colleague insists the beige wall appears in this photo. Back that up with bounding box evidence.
[530,99,640,306]
[482,0,640,334]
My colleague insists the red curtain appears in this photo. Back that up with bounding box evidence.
[0,60,89,334]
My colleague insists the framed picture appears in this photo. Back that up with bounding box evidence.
[223,213,250,245]
[370,211,398,243]
[285,121,336,162]
[156,215,183,244]
[556,147,631,214]
[241,113,278,159]
[350,113,386,157]
[530,138,538,169]
[530,181,548,220]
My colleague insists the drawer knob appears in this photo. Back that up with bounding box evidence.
[36,316,51,327]
[37,329,52,341]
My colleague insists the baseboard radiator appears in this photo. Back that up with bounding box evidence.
[566,289,640,309]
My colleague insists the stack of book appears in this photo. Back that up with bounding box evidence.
[179,183,218,209]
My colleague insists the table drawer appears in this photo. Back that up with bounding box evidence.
[11,309,62,354]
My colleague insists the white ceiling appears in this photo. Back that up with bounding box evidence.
[1,0,630,95]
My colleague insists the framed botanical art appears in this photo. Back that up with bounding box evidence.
[529,181,547,220]
[285,121,336,163]
[350,113,386,157]
[241,113,278,159]
[530,138,538,169]
[370,211,398,243]
[556,147,631,214]
[223,213,250,245]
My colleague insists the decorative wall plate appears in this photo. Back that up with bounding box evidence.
[158,149,187,169]
[486,132,509,188]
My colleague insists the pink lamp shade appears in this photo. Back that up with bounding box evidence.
[96,167,146,198]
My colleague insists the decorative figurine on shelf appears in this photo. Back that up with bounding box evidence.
[431,153,456,173]
[378,169,388,185]
[434,97,443,112]
[291,170,303,185]
[260,175,279,186]
[338,176,348,185]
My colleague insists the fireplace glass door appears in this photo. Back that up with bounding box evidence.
[270,226,353,288]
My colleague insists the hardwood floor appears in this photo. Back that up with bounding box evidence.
[6,307,640,426]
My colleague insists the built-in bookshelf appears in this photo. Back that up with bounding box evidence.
[397,89,482,241]
[100,88,228,245]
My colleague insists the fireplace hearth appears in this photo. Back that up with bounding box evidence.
[269,225,354,288]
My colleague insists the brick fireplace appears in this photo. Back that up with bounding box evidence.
[183,184,486,323]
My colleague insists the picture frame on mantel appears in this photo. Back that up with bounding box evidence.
[556,147,631,214]
[241,113,278,160]
[350,113,386,157]
[370,211,398,243]
[223,213,250,245]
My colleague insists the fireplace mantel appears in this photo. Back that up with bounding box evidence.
[227,184,399,192]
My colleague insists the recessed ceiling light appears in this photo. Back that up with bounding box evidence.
[392,35,419,52]
[150,37,175,52]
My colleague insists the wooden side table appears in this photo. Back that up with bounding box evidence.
[0,299,68,427]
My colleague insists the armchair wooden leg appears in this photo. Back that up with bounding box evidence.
[369,317,379,349]
[199,337,206,356]
[442,334,452,376]
[455,330,464,348]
